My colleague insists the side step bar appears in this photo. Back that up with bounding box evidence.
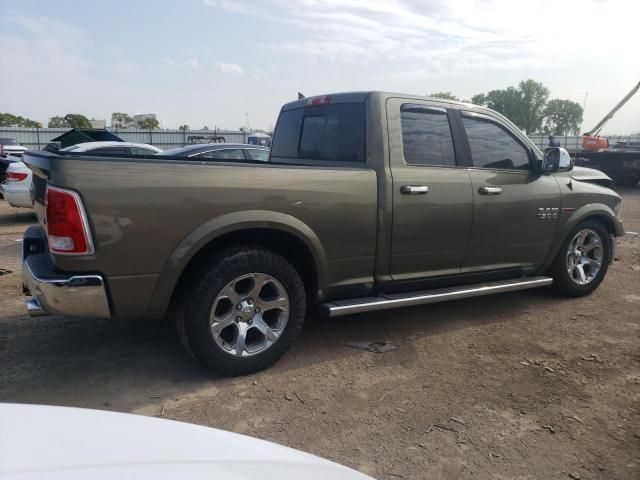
[322,276,553,317]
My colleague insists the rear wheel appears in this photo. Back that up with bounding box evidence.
[549,219,611,297]
[176,246,306,375]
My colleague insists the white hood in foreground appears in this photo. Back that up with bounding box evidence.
[0,404,374,480]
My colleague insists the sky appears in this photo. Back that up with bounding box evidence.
[0,0,638,133]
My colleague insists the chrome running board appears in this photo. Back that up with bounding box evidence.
[322,276,553,317]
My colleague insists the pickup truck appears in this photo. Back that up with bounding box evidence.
[22,92,625,375]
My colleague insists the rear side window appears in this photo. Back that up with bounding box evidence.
[88,147,128,155]
[247,149,270,162]
[400,104,455,166]
[195,149,245,160]
[130,147,157,155]
[271,103,365,163]
[462,117,530,170]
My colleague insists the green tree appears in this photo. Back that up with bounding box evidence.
[48,116,69,128]
[138,117,160,129]
[430,92,459,101]
[0,113,42,127]
[64,114,92,129]
[471,93,486,105]
[111,112,133,128]
[543,99,583,135]
[178,124,190,131]
[471,80,550,133]
[517,79,549,134]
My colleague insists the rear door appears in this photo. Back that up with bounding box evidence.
[459,111,561,272]
[387,98,473,281]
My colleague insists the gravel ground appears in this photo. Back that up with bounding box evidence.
[1,189,639,480]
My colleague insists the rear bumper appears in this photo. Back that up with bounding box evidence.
[22,226,111,319]
[0,181,32,208]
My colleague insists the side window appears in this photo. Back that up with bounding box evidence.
[248,149,270,162]
[400,104,456,166]
[195,149,245,160]
[130,147,157,155]
[462,117,530,170]
[88,147,128,155]
[270,108,303,159]
[271,103,365,163]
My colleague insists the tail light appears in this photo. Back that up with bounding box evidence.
[45,186,94,255]
[5,171,28,181]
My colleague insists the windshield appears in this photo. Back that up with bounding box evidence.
[0,138,20,146]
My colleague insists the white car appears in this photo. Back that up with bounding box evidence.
[0,137,27,158]
[0,404,375,480]
[0,160,32,207]
[0,141,162,208]
[60,141,163,156]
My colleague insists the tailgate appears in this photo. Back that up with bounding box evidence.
[23,150,56,223]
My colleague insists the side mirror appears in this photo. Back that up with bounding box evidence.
[542,147,573,174]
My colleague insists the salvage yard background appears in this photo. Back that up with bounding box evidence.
[0,189,638,480]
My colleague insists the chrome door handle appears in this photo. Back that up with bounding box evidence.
[400,185,429,195]
[479,186,502,195]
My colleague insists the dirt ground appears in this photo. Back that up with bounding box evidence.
[1,189,639,480]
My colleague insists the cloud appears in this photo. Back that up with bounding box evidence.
[203,0,639,76]
[163,57,201,69]
[215,62,244,75]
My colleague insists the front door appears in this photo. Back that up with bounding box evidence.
[387,98,473,281]
[459,112,561,272]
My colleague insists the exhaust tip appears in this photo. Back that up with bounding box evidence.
[26,298,48,317]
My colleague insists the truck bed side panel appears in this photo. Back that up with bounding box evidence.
[41,157,378,316]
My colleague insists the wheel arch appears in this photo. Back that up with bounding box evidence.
[539,203,623,273]
[146,211,329,319]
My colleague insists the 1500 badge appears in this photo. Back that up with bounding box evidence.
[537,207,559,219]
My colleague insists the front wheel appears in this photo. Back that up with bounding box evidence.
[548,219,611,297]
[176,246,306,375]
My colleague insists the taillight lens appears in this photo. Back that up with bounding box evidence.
[45,186,93,255]
[5,171,28,181]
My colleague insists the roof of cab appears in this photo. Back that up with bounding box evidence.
[281,91,475,112]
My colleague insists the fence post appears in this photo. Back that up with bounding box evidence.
[149,129,153,145]
[36,128,41,149]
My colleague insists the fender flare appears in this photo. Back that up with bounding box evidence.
[539,203,624,272]
[146,210,329,319]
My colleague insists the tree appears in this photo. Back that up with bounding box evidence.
[543,99,583,135]
[111,112,133,129]
[473,87,524,127]
[0,113,42,128]
[64,114,92,128]
[179,124,190,131]
[471,79,549,134]
[48,116,69,128]
[138,117,160,129]
[517,79,549,134]
[430,92,459,101]
[49,114,91,128]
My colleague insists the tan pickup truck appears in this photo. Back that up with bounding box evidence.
[22,92,624,375]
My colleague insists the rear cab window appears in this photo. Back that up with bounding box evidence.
[271,101,366,165]
[400,104,456,167]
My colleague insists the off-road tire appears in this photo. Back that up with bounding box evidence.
[175,246,306,376]
[548,219,611,297]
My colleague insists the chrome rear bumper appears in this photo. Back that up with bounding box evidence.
[22,226,111,319]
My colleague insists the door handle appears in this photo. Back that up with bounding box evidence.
[478,186,502,195]
[400,185,429,195]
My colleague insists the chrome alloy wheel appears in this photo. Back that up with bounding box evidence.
[209,273,290,357]
[566,228,604,285]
